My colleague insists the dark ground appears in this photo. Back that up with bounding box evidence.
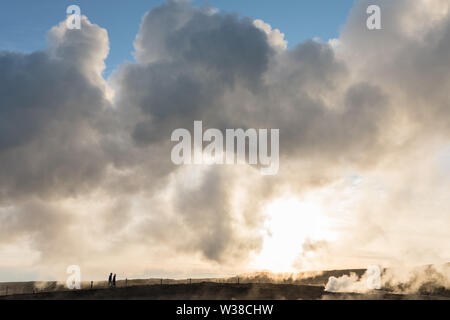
[1,282,449,300]
[2,267,450,300]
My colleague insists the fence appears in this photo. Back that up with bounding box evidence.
[1,276,293,297]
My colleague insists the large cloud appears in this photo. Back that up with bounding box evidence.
[0,17,112,202]
[1,0,450,281]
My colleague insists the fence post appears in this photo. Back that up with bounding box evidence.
[125,278,128,288]
[189,278,192,285]
[90,281,93,290]
[5,286,8,296]
[160,278,163,286]
[237,278,239,285]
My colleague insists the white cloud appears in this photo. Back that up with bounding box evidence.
[253,19,288,50]
[1,0,450,284]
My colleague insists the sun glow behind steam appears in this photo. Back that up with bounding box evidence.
[252,195,335,273]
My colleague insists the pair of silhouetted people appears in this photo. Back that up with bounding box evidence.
[108,273,116,288]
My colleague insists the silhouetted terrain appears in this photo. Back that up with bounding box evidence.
[2,267,449,300]
[0,270,365,297]
[1,283,449,300]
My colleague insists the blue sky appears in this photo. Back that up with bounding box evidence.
[0,0,355,75]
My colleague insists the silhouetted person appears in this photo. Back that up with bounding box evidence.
[113,274,116,288]
[108,273,113,288]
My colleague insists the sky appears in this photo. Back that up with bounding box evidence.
[0,0,355,75]
[1,0,450,288]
